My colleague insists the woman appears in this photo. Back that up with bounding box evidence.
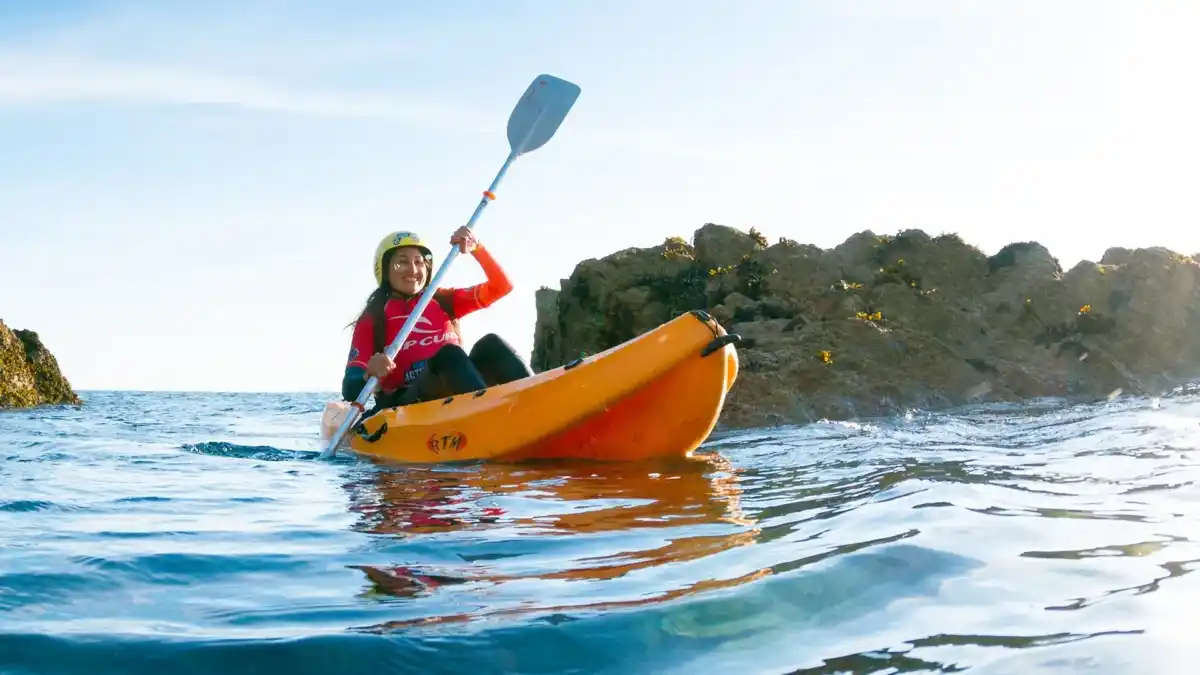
[342,226,533,415]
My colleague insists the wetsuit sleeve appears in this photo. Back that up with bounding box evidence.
[342,367,366,402]
[347,315,373,370]
[447,243,514,318]
[342,315,374,400]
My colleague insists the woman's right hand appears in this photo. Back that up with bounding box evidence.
[366,352,396,380]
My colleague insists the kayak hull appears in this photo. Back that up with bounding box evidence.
[333,310,740,464]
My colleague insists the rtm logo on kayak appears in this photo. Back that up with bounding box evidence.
[428,431,467,455]
[401,333,453,351]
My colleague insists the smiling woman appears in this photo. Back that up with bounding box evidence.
[340,227,533,418]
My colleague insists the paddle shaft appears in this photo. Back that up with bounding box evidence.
[318,151,518,459]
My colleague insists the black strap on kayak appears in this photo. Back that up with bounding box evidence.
[688,309,719,334]
[356,420,388,443]
[701,333,742,357]
[690,309,743,357]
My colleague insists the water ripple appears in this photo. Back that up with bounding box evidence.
[1,387,1199,673]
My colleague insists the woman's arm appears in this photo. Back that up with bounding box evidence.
[342,366,367,401]
[342,316,374,400]
[343,312,407,400]
[446,242,514,318]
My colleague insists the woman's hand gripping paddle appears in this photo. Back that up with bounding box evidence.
[320,74,582,460]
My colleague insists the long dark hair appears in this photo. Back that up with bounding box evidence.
[351,248,460,354]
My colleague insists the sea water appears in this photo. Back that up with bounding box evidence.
[2,387,1199,674]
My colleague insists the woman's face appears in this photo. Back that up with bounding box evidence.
[387,247,429,295]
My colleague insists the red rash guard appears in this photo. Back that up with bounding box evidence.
[346,244,513,394]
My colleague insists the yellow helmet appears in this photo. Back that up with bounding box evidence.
[373,231,433,286]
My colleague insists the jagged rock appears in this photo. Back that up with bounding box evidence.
[531,224,1200,429]
[832,230,881,270]
[531,238,704,370]
[530,287,562,375]
[0,320,80,409]
[1100,247,1133,266]
[756,240,844,309]
[988,241,1062,276]
[692,223,763,271]
[710,291,758,325]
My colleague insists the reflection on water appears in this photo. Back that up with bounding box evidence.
[338,451,987,661]
[346,453,752,536]
[342,454,769,630]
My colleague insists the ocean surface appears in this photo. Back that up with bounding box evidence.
[2,387,1200,674]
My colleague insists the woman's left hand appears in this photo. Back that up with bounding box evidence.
[450,226,478,254]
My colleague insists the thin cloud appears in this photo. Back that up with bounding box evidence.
[0,52,493,133]
[0,51,747,162]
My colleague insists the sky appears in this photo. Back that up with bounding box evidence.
[0,0,1196,393]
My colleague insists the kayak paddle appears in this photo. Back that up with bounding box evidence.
[319,73,582,460]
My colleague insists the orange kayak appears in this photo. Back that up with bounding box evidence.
[319,310,741,463]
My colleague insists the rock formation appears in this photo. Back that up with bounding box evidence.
[531,224,1200,429]
[0,320,81,409]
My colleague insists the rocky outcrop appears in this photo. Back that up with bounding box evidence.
[532,224,1200,429]
[0,320,80,409]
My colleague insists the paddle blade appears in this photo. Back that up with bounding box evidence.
[506,74,581,155]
